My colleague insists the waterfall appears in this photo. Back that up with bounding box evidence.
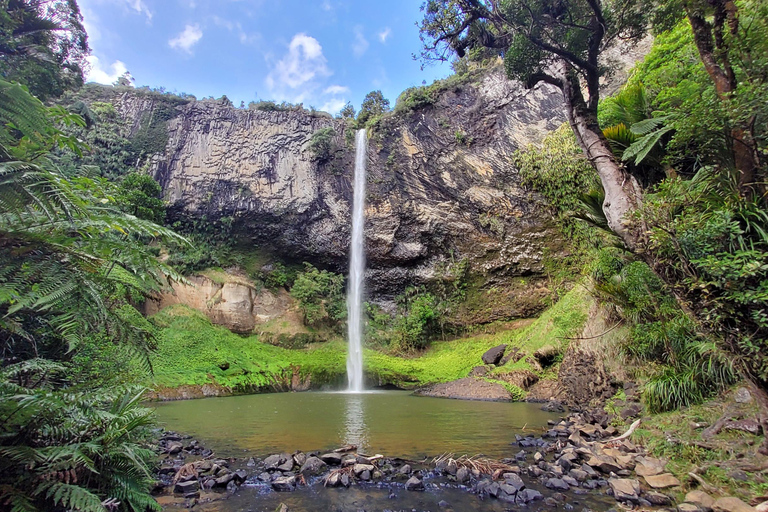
[346,129,366,393]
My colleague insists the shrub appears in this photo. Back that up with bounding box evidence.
[290,263,346,327]
[308,127,336,162]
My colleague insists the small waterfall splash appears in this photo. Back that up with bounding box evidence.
[346,129,367,392]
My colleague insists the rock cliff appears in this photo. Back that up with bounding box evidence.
[117,65,567,315]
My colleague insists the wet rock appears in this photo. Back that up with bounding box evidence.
[293,452,307,467]
[398,464,412,475]
[545,478,570,491]
[686,491,715,511]
[542,400,566,413]
[438,500,450,508]
[679,504,703,512]
[712,497,757,512]
[353,463,375,476]
[246,457,256,467]
[504,473,525,491]
[271,476,296,492]
[587,455,622,474]
[570,469,589,482]
[360,470,371,481]
[213,472,235,487]
[608,478,640,502]
[544,497,559,507]
[482,345,507,365]
[319,452,343,465]
[405,476,424,491]
[325,472,347,488]
[173,480,199,495]
[522,489,544,502]
[515,450,527,461]
[258,472,271,482]
[299,456,327,477]
[644,473,681,489]
[456,467,470,483]
[263,454,282,470]
[276,456,295,472]
[562,475,579,487]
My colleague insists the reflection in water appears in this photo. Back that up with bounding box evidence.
[341,394,368,452]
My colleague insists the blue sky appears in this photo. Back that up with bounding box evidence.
[79,0,454,114]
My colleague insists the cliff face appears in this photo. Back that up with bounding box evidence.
[116,66,567,311]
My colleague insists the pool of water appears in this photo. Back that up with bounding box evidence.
[153,391,559,459]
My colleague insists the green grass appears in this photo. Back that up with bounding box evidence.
[148,286,592,394]
[491,285,592,374]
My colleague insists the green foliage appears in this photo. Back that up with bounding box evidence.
[248,100,297,112]
[0,361,160,512]
[115,172,166,223]
[513,123,603,247]
[0,0,89,100]
[130,103,177,158]
[357,90,390,125]
[308,127,336,162]
[338,102,356,120]
[290,264,346,328]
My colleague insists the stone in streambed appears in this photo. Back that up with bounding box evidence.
[644,491,672,506]
[173,480,199,495]
[545,478,569,491]
[271,476,296,492]
[405,476,424,491]
[353,463,375,476]
[319,453,342,465]
[263,454,283,470]
[299,456,327,477]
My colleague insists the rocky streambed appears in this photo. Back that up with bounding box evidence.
[149,409,755,512]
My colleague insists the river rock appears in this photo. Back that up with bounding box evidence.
[399,464,412,475]
[608,478,640,502]
[405,476,424,491]
[276,456,295,472]
[713,498,757,512]
[456,467,470,483]
[360,470,371,481]
[319,453,343,465]
[293,452,307,467]
[482,344,507,365]
[680,504,703,512]
[542,400,566,412]
[522,488,544,502]
[167,442,183,455]
[545,478,569,491]
[562,475,579,487]
[587,455,622,474]
[173,480,199,495]
[299,456,327,477]
[570,469,589,482]
[263,454,282,470]
[504,473,525,491]
[353,463,375,476]
[644,473,681,489]
[686,491,715,511]
[271,476,296,492]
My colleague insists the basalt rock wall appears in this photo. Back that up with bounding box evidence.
[116,66,568,309]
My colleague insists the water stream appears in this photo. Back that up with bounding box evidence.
[346,129,367,392]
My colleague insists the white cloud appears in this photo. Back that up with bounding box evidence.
[321,0,332,11]
[323,85,350,95]
[169,24,203,54]
[352,25,368,57]
[266,33,331,94]
[126,0,152,20]
[320,98,347,115]
[213,16,260,45]
[378,27,391,43]
[85,55,128,84]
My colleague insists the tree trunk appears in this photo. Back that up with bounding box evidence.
[685,1,761,196]
[558,64,644,250]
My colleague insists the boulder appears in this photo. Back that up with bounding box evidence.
[545,478,569,491]
[608,478,640,502]
[353,463,375,476]
[293,452,307,467]
[263,454,283,470]
[734,387,753,403]
[542,400,566,412]
[645,491,672,506]
[686,491,715,511]
[482,344,507,365]
[271,476,296,492]
[299,456,327,477]
[276,456,295,472]
[712,498,757,512]
[398,464,412,475]
[319,453,343,465]
[173,480,199,495]
[587,455,623,474]
[504,473,525,491]
[456,467,470,483]
[644,473,681,489]
[635,457,666,477]
[405,476,424,491]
